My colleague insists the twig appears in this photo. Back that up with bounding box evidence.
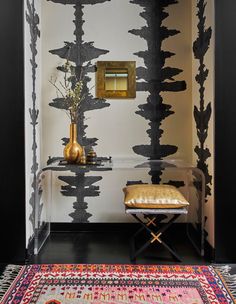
[49,79,65,98]
[59,81,67,91]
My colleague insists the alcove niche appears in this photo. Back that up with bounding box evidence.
[24,0,214,255]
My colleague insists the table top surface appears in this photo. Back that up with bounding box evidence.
[43,157,203,173]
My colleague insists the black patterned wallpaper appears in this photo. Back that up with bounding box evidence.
[48,0,111,222]
[129,0,186,184]
[193,0,212,200]
[26,0,43,244]
[25,0,213,225]
[193,0,212,236]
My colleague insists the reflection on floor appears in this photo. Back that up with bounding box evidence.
[30,224,210,265]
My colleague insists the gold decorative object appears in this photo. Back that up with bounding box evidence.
[86,147,97,165]
[96,61,136,99]
[49,55,96,162]
[79,146,87,165]
[64,123,83,163]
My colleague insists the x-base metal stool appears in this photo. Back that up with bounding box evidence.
[126,207,188,262]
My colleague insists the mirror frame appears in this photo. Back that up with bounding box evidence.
[96,61,136,99]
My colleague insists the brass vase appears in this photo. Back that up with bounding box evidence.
[64,123,83,163]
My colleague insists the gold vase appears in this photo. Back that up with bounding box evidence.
[64,123,83,163]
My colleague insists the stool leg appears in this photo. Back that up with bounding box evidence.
[130,214,162,260]
[160,240,182,262]
[129,213,183,262]
[157,214,180,235]
[133,225,145,238]
[131,238,153,260]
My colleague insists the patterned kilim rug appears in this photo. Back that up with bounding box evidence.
[0,264,236,303]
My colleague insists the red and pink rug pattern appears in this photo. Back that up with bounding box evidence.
[0,264,235,303]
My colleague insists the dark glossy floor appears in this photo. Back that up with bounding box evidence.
[29,225,208,265]
[1,225,236,277]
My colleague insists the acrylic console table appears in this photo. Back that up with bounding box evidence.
[34,158,205,257]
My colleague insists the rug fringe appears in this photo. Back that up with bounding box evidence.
[0,265,22,301]
[213,265,236,298]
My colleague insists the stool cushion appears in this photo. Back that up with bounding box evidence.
[123,184,189,208]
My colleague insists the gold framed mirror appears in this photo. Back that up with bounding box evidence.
[96,61,136,99]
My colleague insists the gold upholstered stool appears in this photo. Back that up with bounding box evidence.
[123,184,189,262]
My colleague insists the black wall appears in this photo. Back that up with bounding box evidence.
[0,0,236,263]
[215,0,236,262]
[0,0,26,263]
